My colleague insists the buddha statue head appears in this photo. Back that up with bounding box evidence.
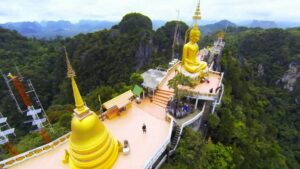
[189,23,201,43]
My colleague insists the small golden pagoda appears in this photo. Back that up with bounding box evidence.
[64,47,119,169]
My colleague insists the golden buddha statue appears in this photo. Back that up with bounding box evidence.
[181,2,208,79]
[63,47,119,169]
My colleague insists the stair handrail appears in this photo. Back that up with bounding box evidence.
[211,83,224,114]
[169,103,206,155]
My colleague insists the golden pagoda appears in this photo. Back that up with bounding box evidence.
[64,47,119,169]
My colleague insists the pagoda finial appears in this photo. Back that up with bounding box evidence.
[64,47,89,116]
[64,46,76,78]
[190,0,201,35]
[192,1,201,23]
[189,1,201,40]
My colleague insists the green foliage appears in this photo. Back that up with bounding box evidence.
[164,27,299,169]
[46,123,69,140]
[200,142,235,169]
[153,21,188,65]
[163,128,235,169]
[0,14,299,169]
[85,86,115,111]
[15,132,44,153]
[130,72,144,86]
[207,39,297,168]
[58,114,72,129]
[168,74,197,99]
[46,104,73,124]
[119,13,152,34]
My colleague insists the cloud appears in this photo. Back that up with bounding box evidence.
[0,0,299,23]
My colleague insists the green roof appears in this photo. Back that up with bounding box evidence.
[132,85,143,97]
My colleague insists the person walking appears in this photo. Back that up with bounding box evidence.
[142,123,146,134]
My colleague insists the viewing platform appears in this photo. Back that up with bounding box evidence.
[0,4,226,167]
[5,99,172,169]
[159,63,223,101]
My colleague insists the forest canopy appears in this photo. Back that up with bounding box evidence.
[0,13,299,169]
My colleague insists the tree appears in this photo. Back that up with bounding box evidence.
[130,72,144,85]
[162,128,235,169]
[119,13,152,34]
[168,74,197,100]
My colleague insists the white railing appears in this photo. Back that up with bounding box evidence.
[218,73,224,89]
[181,103,205,128]
[0,111,117,168]
[178,89,218,101]
[217,83,225,105]
[209,61,215,71]
[169,103,206,155]
[0,132,70,169]
[154,155,168,169]
[211,83,225,114]
[143,115,174,169]
[157,61,180,89]
[176,71,223,101]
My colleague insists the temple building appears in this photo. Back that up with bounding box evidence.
[0,2,225,169]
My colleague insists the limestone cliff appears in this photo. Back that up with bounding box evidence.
[278,62,300,92]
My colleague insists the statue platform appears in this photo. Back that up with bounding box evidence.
[159,63,223,100]
[178,65,200,79]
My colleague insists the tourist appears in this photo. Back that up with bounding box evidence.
[142,123,146,134]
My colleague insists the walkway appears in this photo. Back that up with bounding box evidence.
[9,100,171,169]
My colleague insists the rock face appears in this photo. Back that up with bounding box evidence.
[279,62,300,91]
[257,64,264,77]
[135,40,152,70]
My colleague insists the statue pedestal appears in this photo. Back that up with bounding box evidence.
[178,65,209,80]
[178,66,200,80]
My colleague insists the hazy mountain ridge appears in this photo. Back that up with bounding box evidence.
[0,19,299,39]
[200,20,236,35]
[0,20,117,38]
[250,20,278,29]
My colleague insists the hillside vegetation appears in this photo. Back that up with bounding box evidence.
[163,28,300,169]
[0,13,299,169]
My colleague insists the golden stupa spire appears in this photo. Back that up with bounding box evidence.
[64,47,76,78]
[63,47,119,169]
[64,47,89,116]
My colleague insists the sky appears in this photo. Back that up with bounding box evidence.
[0,0,299,23]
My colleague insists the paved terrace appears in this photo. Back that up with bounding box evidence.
[9,100,170,169]
[159,64,222,96]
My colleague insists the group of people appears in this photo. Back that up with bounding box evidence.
[167,100,192,119]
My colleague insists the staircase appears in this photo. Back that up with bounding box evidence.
[169,124,182,155]
[152,89,174,108]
